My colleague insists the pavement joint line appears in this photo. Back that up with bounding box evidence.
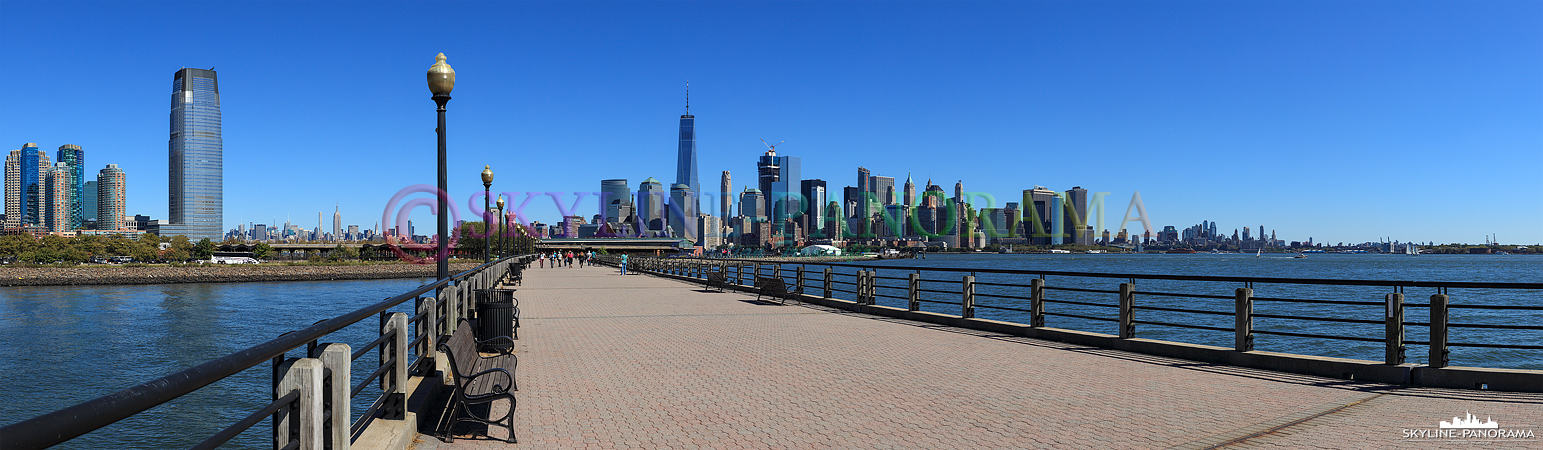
[525,312,827,320]
[1166,392,1388,450]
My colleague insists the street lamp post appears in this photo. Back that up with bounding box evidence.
[497,195,506,259]
[482,165,494,263]
[428,53,455,281]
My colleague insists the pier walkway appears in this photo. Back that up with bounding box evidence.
[418,265,1541,449]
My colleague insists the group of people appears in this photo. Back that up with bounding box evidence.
[538,250,595,268]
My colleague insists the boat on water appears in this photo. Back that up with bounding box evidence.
[1405,245,1419,255]
[1256,249,1262,258]
[1294,253,1306,258]
[1166,248,1197,254]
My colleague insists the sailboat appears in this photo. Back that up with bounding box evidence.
[1255,249,1262,258]
[1405,244,1419,255]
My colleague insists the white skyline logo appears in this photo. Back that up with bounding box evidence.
[1440,411,1499,429]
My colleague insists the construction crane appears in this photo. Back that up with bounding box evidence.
[760,138,784,154]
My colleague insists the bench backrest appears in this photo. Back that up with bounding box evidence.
[439,320,479,384]
[760,277,786,292]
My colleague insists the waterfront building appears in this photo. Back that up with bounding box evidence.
[1023,186,1057,244]
[675,87,699,213]
[739,187,765,220]
[167,68,224,241]
[56,145,84,230]
[756,147,800,237]
[82,180,98,228]
[696,214,722,248]
[601,179,631,223]
[668,183,696,240]
[5,144,51,227]
[44,163,70,232]
[636,177,665,233]
[800,179,827,237]
[96,164,126,230]
[1064,186,1091,245]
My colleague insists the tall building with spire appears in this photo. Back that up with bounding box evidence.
[167,67,223,240]
[903,173,915,207]
[333,205,342,241]
[675,83,699,213]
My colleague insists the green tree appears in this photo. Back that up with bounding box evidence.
[253,242,273,259]
[0,234,37,258]
[194,238,215,260]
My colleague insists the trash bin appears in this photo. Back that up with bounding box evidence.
[475,288,519,351]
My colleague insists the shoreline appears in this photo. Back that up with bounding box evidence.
[0,262,485,287]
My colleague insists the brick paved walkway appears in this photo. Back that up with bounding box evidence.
[415,265,1542,449]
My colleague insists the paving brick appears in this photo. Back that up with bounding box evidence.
[427,265,1543,449]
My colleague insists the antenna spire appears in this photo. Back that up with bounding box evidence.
[685,81,690,114]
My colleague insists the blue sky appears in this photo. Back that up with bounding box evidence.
[5,0,1540,245]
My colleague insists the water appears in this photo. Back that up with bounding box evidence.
[773,253,1541,370]
[0,277,435,449]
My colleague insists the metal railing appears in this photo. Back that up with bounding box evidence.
[0,255,536,450]
[617,256,1543,386]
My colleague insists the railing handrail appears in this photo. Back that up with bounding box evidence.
[677,256,1543,290]
[0,256,524,449]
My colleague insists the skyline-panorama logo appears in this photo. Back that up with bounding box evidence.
[1404,411,1535,441]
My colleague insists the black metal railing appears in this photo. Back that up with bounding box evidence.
[621,256,1543,380]
[0,254,536,449]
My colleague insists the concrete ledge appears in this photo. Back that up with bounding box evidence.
[636,267,1542,392]
[354,356,448,450]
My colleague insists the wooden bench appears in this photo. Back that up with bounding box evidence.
[704,269,729,292]
[438,319,518,443]
[755,276,801,305]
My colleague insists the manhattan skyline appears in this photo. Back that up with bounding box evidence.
[3,1,1539,245]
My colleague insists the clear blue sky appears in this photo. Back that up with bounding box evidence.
[5,1,1540,245]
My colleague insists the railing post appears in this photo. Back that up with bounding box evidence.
[1029,278,1045,327]
[417,296,436,374]
[796,266,805,292]
[1385,292,1405,365]
[961,275,975,318]
[823,267,833,298]
[859,271,872,305]
[907,273,920,311]
[310,343,351,450]
[753,264,761,284]
[439,285,456,337]
[1118,282,1134,339]
[736,263,745,286]
[273,358,324,450]
[773,264,782,281]
[1235,288,1254,352]
[1430,293,1449,368]
[380,312,408,419]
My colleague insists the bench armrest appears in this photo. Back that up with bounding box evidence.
[464,367,516,395]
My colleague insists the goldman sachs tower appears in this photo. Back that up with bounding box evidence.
[675,83,699,211]
[167,68,223,240]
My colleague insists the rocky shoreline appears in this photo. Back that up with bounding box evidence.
[0,262,485,287]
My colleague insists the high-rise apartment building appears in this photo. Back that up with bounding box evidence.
[5,144,51,227]
[56,145,84,230]
[800,179,827,236]
[167,68,223,240]
[675,87,699,213]
[96,164,126,230]
[45,164,71,232]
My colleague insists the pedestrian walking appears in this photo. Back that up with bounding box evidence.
[619,254,629,275]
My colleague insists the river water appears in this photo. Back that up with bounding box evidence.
[1,254,1538,448]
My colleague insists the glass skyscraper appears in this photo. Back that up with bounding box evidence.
[168,68,223,240]
[675,97,699,212]
[56,144,84,230]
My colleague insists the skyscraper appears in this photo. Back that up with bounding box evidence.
[5,144,51,227]
[83,180,98,227]
[600,179,631,223]
[637,177,665,233]
[96,164,126,230]
[56,145,84,230]
[870,175,895,205]
[45,163,70,232]
[756,146,800,236]
[903,174,915,207]
[719,171,731,223]
[333,206,342,241]
[168,68,223,240]
[800,179,827,236]
[1065,186,1090,245]
[675,85,699,212]
[668,183,696,239]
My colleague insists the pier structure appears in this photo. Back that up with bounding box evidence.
[5,255,1541,449]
